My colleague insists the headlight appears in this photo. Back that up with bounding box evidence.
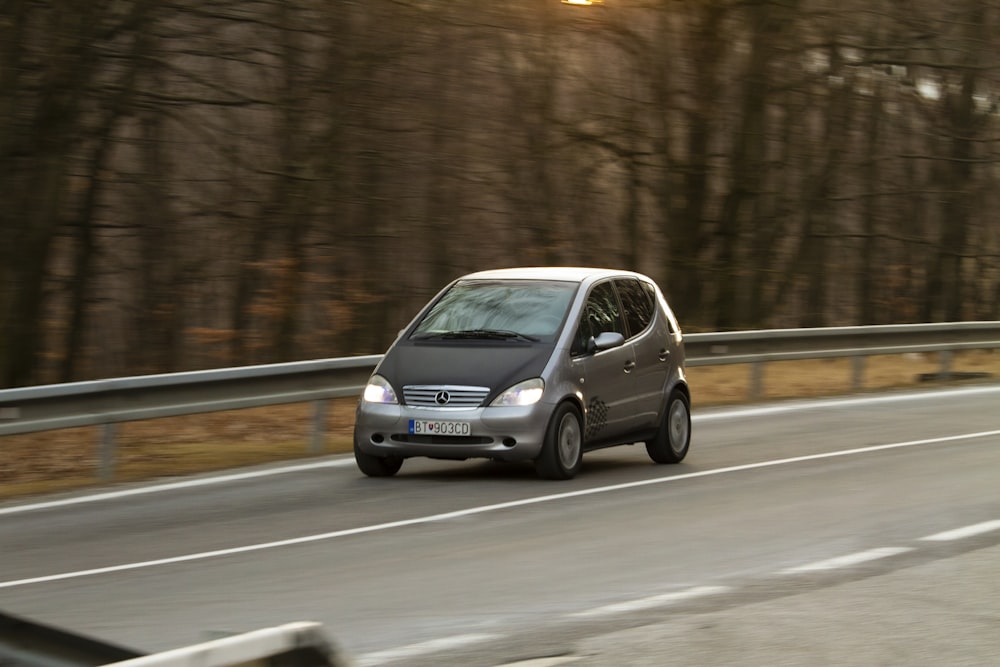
[362,374,398,404]
[491,378,544,407]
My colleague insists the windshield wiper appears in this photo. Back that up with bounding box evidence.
[409,332,446,340]
[441,329,540,342]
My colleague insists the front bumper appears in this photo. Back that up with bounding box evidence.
[354,400,556,461]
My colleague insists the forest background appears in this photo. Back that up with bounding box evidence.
[2,0,999,389]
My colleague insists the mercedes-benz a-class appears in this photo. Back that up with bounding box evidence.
[354,267,690,479]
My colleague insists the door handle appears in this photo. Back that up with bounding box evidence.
[624,360,636,373]
[659,349,670,362]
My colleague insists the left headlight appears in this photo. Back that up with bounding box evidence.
[490,378,544,407]
[362,374,398,404]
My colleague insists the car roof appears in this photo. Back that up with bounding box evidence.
[458,267,649,283]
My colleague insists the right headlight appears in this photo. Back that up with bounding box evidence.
[490,378,544,407]
[362,374,398,404]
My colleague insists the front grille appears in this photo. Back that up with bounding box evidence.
[403,385,490,407]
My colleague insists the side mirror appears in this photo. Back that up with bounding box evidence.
[588,331,626,353]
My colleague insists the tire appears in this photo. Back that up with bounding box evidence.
[535,403,583,480]
[645,389,690,464]
[354,436,403,477]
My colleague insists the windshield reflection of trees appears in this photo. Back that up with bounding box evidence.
[415,282,575,338]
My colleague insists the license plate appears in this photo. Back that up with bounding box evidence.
[409,419,471,436]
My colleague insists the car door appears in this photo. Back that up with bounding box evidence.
[615,277,671,432]
[569,281,638,445]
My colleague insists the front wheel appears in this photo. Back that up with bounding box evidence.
[535,403,583,480]
[354,436,403,477]
[645,389,690,464]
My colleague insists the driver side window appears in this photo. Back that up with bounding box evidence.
[570,282,625,356]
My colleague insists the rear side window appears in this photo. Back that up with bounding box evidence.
[615,278,655,338]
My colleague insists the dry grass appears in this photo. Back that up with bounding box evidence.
[2,351,998,500]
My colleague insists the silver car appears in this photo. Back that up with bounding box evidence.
[354,267,690,479]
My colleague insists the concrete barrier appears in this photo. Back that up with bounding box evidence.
[101,622,354,667]
[0,610,143,667]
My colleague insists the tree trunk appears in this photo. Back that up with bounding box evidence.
[713,1,774,329]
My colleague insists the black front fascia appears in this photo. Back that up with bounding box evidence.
[377,340,554,403]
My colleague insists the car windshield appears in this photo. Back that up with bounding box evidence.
[410,279,577,342]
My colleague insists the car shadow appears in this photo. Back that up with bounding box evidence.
[391,449,656,482]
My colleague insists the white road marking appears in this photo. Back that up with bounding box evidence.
[4,384,999,517]
[779,547,913,575]
[2,429,998,590]
[493,658,580,667]
[568,585,731,619]
[920,519,1000,542]
[355,633,500,667]
[0,459,355,517]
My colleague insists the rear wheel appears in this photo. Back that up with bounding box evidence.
[535,403,583,480]
[354,436,403,477]
[645,389,690,464]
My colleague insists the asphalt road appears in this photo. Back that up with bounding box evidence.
[2,384,1000,666]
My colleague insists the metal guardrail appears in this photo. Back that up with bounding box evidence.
[683,321,1000,397]
[683,320,1000,364]
[2,322,999,479]
[0,355,382,437]
[0,355,382,477]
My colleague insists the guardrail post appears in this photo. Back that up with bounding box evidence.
[939,350,953,381]
[99,423,117,480]
[310,400,328,453]
[750,362,764,401]
[852,356,866,391]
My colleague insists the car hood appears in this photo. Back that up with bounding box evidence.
[377,341,554,400]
